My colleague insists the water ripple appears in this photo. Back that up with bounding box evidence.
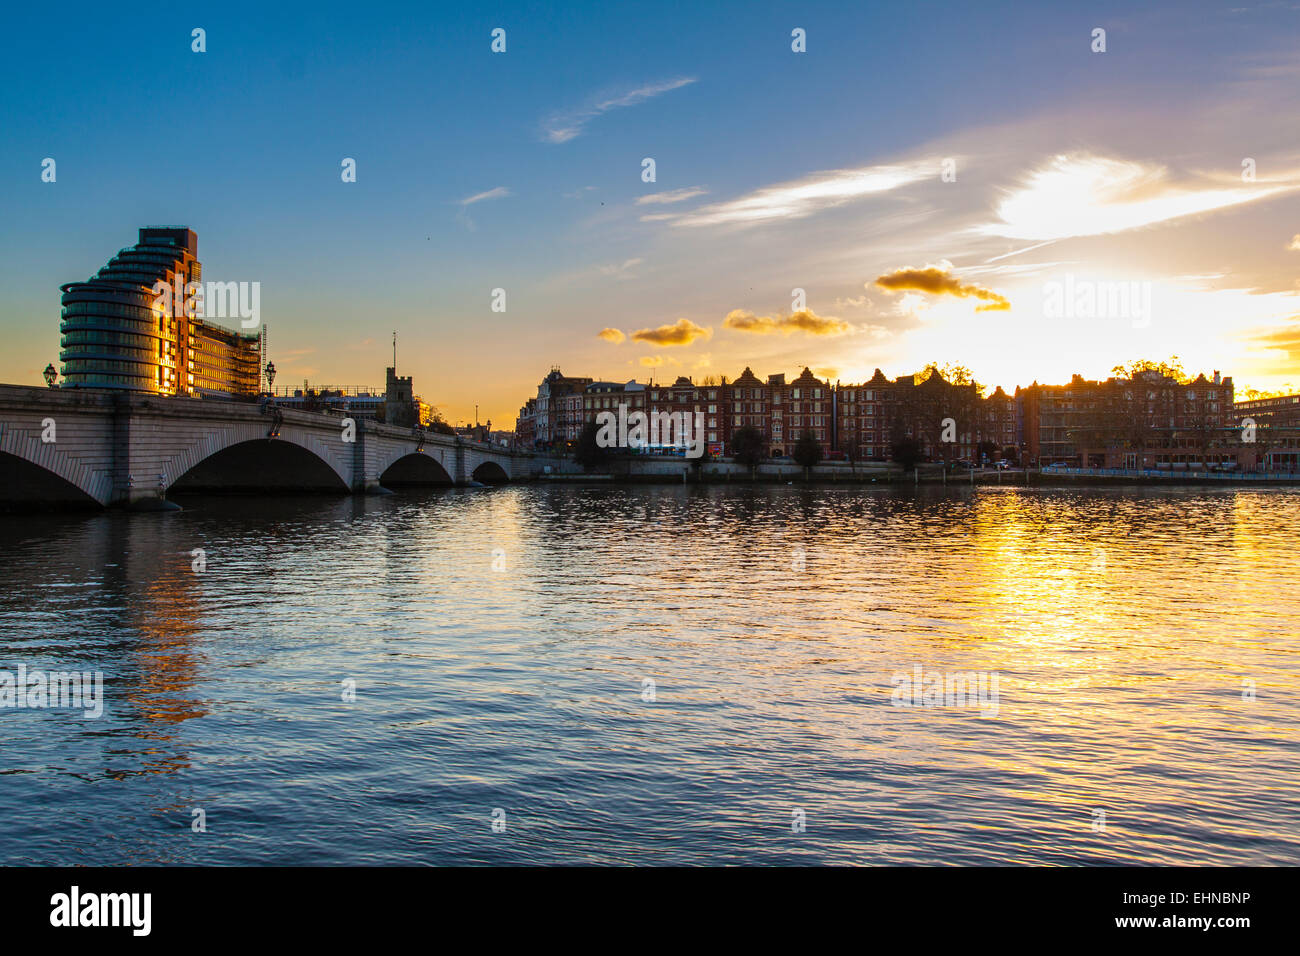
[0,485,1296,864]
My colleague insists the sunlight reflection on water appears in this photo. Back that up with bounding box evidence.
[0,484,1296,864]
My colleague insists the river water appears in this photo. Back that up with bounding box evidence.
[1,484,1296,865]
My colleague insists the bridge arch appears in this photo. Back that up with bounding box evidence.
[380,451,454,486]
[0,388,527,508]
[168,435,350,494]
[0,425,111,506]
[0,450,102,509]
[471,460,510,485]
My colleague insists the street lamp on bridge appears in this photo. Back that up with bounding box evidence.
[43,363,58,388]
[264,361,277,392]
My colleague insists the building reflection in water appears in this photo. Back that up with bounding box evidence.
[0,511,208,779]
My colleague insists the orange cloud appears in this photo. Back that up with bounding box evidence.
[874,265,1010,311]
[1249,322,1300,373]
[631,318,712,346]
[639,355,665,367]
[723,308,850,335]
[598,327,626,343]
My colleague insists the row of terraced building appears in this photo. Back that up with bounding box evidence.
[514,364,1300,471]
[515,365,1017,464]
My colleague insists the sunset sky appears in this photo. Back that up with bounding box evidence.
[2,1,1299,424]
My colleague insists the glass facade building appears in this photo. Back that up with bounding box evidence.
[59,227,261,396]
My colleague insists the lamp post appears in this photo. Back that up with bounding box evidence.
[264,361,276,393]
[43,363,58,388]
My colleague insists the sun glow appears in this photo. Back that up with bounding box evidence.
[984,154,1294,242]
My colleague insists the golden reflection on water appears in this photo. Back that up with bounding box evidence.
[0,485,1296,864]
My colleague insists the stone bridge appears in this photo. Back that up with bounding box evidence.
[0,384,531,508]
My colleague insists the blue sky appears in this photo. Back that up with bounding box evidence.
[3,0,1299,422]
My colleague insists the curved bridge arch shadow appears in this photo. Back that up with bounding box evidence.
[380,453,454,487]
[470,461,510,485]
[0,451,101,510]
[169,439,350,495]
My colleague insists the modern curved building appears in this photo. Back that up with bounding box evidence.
[59,227,261,396]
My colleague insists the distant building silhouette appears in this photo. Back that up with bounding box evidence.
[383,366,425,426]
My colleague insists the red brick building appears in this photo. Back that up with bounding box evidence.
[583,380,647,428]
[983,387,1018,459]
[644,376,723,453]
[775,367,832,456]
[515,362,1290,471]
[531,368,593,449]
[834,369,991,463]
[514,397,536,448]
[727,367,767,452]
[1021,370,1237,468]
[720,367,832,458]
[834,369,895,461]
[1234,392,1300,470]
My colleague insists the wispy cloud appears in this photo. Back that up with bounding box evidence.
[598,327,626,343]
[981,154,1295,241]
[459,186,511,206]
[542,77,697,144]
[631,318,712,346]
[636,187,708,206]
[597,257,643,280]
[962,258,1078,279]
[662,161,938,227]
[723,308,851,336]
[833,295,870,310]
[983,240,1060,263]
[875,263,1010,312]
[455,186,510,230]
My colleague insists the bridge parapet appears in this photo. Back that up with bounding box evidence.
[0,385,527,507]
